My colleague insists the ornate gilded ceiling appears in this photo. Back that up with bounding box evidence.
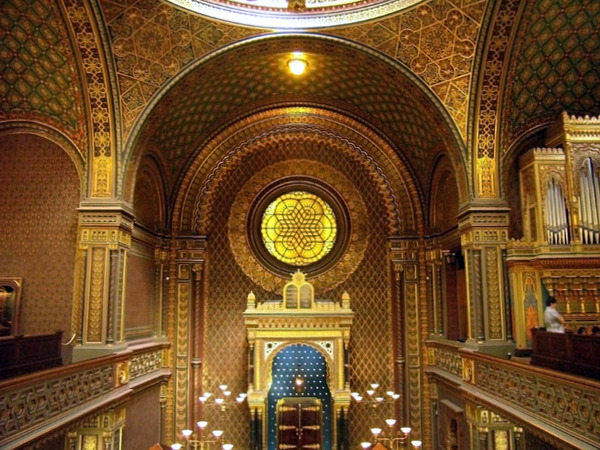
[330,0,486,138]
[163,0,427,29]
[132,35,459,197]
[0,0,86,153]
[501,0,600,156]
[102,0,485,141]
[1,0,600,200]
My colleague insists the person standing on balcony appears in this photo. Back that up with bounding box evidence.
[544,297,567,333]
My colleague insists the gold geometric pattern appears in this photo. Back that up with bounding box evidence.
[331,0,487,138]
[99,0,261,135]
[0,0,86,152]
[261,191,337,266]
[102,9,464,201]
[132,37,455,192]
[501,0,600,154]
[177,108,422,238]
[475,0,520,161]
[101,0,482,150]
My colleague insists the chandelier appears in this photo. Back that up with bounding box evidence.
[171,384,246,450]
[352,383,422,449]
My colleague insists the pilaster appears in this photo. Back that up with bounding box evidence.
[426,242,444,337]
[458,204,515,357]
[172,237,207,437]
[72,205,133,362]
[390,237,424,440]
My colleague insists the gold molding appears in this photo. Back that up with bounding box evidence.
[173,106,422,237]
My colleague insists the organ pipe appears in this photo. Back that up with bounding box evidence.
[578,158,600,244]
[545,178,570,245]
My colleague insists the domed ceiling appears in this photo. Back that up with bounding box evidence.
[163,0,427,29]
[130,35,463,201]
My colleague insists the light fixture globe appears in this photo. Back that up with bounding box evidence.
[288,58,308,75]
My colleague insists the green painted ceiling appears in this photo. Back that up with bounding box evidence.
[133,36,459,195]
[501,0,600,154]
[0,0,85,152]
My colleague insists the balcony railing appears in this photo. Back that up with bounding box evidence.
[0,341,170,449]
[427,340,600,448]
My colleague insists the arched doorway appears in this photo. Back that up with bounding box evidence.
[268,344,332,449]
[244,271,354,449]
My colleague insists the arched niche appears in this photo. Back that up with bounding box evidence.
[244,271,353,449]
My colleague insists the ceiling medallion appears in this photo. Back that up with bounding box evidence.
[163,0,427,29]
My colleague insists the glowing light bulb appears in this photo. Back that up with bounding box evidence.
[288,58,308,75]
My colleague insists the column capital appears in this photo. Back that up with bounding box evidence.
[389,236,420,262]
[457,203,510,229]
[457,205,510,250]
[174,236,208,262]
[77,205,134,250]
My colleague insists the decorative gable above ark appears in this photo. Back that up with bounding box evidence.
[243,270,354,332]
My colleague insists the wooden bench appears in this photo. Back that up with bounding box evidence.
[531,328,600,380]
[0,331,63,379]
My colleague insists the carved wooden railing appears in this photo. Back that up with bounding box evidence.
[427,340,600,449]
[0,341,170,449]
[0,331,63,380]
[531,328,600,379]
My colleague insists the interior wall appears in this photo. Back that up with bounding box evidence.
[196,140,396,446]
[125,239,157,339]
[123,384,162,450]
[435,383,468,450]
[0,133,79,336]
[133,155,166,233]
[430,158,459,233]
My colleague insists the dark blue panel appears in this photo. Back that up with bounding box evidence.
[267,344,331,449]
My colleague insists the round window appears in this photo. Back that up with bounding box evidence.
[260,191,337,266]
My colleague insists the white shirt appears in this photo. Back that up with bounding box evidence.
[544,306,564,333]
